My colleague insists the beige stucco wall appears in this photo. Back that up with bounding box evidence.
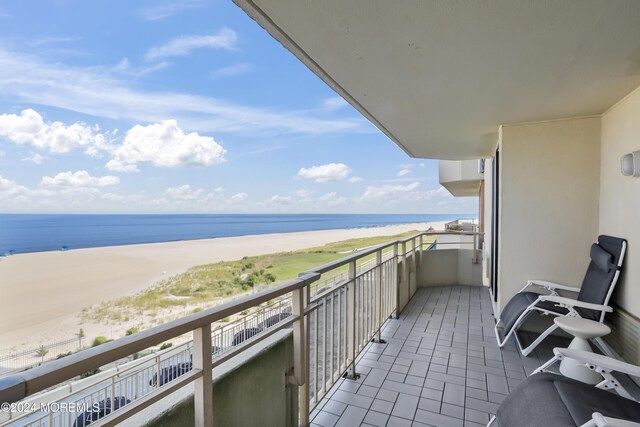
[497,117,602,313]
[418,249,482,287]
[600,88,640,318]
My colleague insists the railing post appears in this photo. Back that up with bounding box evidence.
[345,261,359,379]
[402,242,408,284]
[393,243,399,319]
[411,238,417,279]
[418,234,424,270]
[193,324,213,427]
[374,250,385,344]
[288,286,308,426]
[472,233,478,264]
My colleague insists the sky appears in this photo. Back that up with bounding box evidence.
[0,0,478,214]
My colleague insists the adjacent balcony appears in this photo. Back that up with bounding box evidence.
[0,230,570,427]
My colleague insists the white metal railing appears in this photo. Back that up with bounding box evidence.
[0,231,481,427]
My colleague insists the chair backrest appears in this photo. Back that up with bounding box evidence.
[576,235,627,321]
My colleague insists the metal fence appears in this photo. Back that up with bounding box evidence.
[0,337,84,376]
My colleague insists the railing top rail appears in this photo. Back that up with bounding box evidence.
[302,240,397,275]
[397,230,482,244]
[0,273,320,405]
[303,231,483,274]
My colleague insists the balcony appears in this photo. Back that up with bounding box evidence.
[309,285,560,427]
[0,231,578,427]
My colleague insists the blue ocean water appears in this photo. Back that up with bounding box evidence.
[0,214,476,254]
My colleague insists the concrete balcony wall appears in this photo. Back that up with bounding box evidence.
[141,330,296,427]
[417,249,482,287]
[397,252,418,314]
[439,159,483,197]
[496,117,601,315]
[600,86,640,365]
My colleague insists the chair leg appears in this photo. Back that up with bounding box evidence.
[487,415,497,426]
[518,324,559,357]
[495,309,534,349]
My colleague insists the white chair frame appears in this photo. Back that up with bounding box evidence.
[488,347,640,427]
[494,240,626,356]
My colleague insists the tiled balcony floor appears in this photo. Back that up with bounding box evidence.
[310,285,570,427]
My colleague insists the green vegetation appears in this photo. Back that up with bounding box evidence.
[125,327,140,336]
[56,351,73,359]
[80,368,101,378]
[92,336,110,347]
[86,230,428,322]
[160,342,173,350]
[35,345,49,363]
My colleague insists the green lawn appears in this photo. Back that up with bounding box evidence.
[86,230,430,322]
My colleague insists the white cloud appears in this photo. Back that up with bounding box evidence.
[140,0,206,21]
[0,175,28,198]
[265,195,292,205]
[214,187,224,193]
[101,192,125,201]
[362,182,420,200]
[0,109,104,153]
[296,189,313,198]
[28,36,78,47]
[0,47,368,136]
[145,28,237,61]
[105,120,226,172]
[297,163,351,183]
[41,170,120,188]
[318,192,348,207]
[228,192,248,204]
[166,184,204,201]
[113,58,171,77]
[212,63,254,78]
[348,176,363,183]
[22,152,44,164]
[321,97,348,112]
[397,168,411,177]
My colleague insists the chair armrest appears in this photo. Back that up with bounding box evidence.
[537,295,613,313]
[526,279,581,293]
[587,412,640,427]
[554,348,640,378]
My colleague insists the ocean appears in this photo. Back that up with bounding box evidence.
[0,213,476,254]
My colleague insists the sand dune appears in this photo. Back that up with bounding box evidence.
[0,222,443,351]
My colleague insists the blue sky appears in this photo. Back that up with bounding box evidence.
[0,0,477,214]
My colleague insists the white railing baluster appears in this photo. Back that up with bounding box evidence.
[314,308,319,404]
[193,324,213,427]
[322,296,327,395]
[330,289,335,383]
[345,261,358,379]
[375,250,384,343]
[304,285,311,420]
[338,284,343,373]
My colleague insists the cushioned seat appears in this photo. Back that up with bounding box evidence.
[495,373,640,427]
[500,292,569,333]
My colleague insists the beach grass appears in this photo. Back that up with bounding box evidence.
[85,230,431,322]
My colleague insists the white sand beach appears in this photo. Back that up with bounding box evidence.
[0,222,444,352]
